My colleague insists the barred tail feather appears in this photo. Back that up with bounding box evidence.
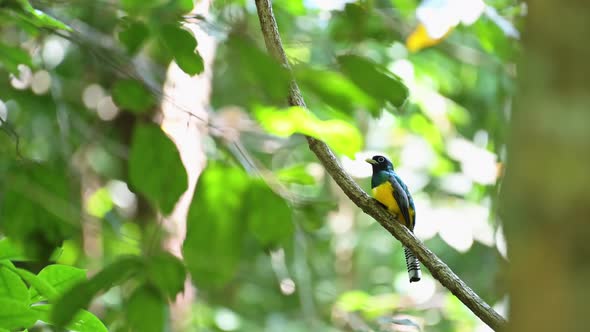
[404,247,421,283]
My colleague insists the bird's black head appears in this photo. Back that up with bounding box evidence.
[365,155,394,172]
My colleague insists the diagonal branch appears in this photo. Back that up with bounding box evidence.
[253,0,507,331]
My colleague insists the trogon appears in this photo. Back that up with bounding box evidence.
[366,155,421,282]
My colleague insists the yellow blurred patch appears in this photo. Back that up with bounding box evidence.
[406,24,452,53]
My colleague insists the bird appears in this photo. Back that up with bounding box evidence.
[366,155,421,282]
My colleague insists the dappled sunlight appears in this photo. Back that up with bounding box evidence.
[82,84,105,110]
[31,70,51,95]
[448,137,499,185]
[0,99,7,122]
[42,36,68,69]
[96,96,119,121]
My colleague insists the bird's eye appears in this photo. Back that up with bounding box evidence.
[377,157,385,163]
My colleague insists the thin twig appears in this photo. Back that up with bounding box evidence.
[253,0,507,330]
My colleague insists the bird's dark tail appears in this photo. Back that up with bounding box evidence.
[404,247,421,283]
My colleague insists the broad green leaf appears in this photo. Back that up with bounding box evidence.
[160,24,196,52]
[128,123,188,215]
[0,299,38,330]
[226,36,290,102]
[174,50,204,76]
[0,238,27,261]
[0,43,32,75]
[12,268,57,302]
[0,164,78,260]
[182,164,248,289]
[295,66,379,116]
[126,285,166,332]
[33,304,107,332]
[245,181,293,247]
[159,24,204,75]
[118,20,149,54]
[111,79,155,113]
[51,257,142,327]
[28,265,86,303]
[0,265,28,303]
[146,252,186,299]
[337,54,408,109]
[254,106,363,158]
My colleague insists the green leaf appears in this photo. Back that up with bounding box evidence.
[15,0,71,31]
[182,164,249,289]
[174,50,204,76]
[0,265,29,303]
[126,285,166,332]
[226,35,290,102]
[295,66,379,116]
[51,257,142,327]
[27,9,71,31]
[0,238,27,261]
[175,0,194,13]
[337,54,408,109]
[128,123,188,215]
[28,265,86,303]
[0,164,79,260]
[159,24,204,75]
[0,42,32,75]
[146,252,186,299]
[111,79,155,113]
[245,181,293,247]
[118,20,149,54]
[12,268,58,302]
[85,188,113,218]
[254,106,363,158]
[33,304,107,332]
[160,24,196,52]
[0,299,38,330]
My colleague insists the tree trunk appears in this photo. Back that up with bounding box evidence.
[503,2,590,331]
[160,1,216,329]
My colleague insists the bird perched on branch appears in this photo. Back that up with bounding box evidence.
[366,155,421,282]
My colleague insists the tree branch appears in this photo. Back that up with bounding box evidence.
[253,0,507,331]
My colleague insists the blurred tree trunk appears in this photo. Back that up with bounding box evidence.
[160,1,215,329]
[503,2,590,331]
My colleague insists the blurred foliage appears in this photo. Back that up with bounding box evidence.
[0,0,521,331]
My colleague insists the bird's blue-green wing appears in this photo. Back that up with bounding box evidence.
[395,174,416,229]
[388,175,413,230]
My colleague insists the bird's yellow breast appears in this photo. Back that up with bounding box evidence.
[372,181,402,218]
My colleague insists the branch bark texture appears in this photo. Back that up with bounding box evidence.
[254,0,507,331]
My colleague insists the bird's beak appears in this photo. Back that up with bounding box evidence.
[365,158,377,165]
